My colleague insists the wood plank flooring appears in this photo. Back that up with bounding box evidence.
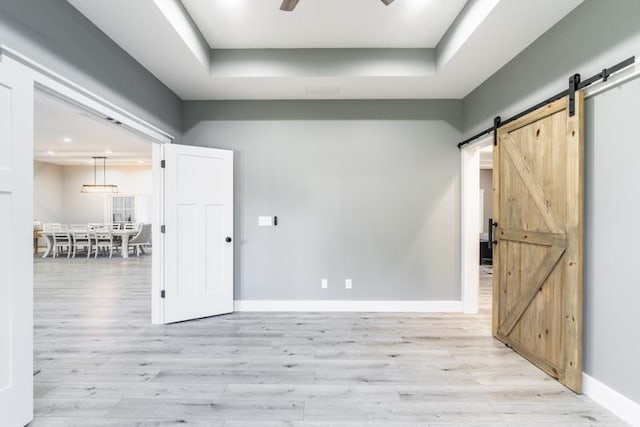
[30,258,626,426]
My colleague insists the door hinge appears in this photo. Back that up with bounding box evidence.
[161,290,166,299]
[161,160,166,168]
[160,225,166,233]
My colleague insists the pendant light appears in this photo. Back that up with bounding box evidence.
[81,156,118,193]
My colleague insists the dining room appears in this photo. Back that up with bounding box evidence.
[32,90,153,261]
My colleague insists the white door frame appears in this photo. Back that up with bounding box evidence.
[0,45,173,325]
[460,133,493,314]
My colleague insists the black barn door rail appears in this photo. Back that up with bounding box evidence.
[457,56,636,149]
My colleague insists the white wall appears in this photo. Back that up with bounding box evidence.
[33,161,63,224]
[33,161,152,226]
[479,169,493,234]
[62,165,152,224]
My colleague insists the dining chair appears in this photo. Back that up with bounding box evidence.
[91,225,115,258]
[127,223,152,256]
[72,229,92,258]
[52,226,72,258]
[123,222,137,231]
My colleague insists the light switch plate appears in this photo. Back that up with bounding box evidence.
[345,279,352,289]
[321,279,328,289]
[258,216,274,226]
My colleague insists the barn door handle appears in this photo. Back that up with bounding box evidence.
[489,218,498,246]
[225,237,232,243]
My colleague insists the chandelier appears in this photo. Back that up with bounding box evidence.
[81,156,118,193]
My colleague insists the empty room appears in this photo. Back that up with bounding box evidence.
[1,0,639,426]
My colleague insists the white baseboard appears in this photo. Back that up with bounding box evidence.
[583,373,640,426]
[234,299,463,313]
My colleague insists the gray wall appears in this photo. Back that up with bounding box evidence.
[463,0,640,404]
[0,0,181,137]
[210,48,435,77]
[182,100,463,301]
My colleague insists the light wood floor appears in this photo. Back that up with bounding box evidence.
[29,257,625,426]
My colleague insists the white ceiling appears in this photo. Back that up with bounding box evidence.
[181,0,467,49]
[34,91,152,166]
[67,0,583,100]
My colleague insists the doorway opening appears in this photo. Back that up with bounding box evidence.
[478,144,494,313]
[33,89,157,335]
[460,134,493,314]
[0,49,174,424]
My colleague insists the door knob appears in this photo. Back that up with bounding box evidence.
[225,237,232,243]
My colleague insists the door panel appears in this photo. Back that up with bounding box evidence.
[176,203,198,297]
[163,144,234,323]
[0,194,10,389]
[205,204,225,294]
[493,94,584,393]
[0,59,34,426]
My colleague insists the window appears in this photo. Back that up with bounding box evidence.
[111,196,136,223]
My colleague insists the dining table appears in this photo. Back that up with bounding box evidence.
[112,229,141,258]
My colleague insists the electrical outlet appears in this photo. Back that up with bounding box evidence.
[321,279,328,289]
[345,279,352,289]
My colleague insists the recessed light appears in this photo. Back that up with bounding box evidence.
[105,150,112,154]
[87,159,94,164]
[63,137,72,143]
[46,150,55,156]
[138,160,144,164]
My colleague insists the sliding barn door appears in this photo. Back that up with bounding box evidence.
[0,58,34,424]
[163,144,234,323]
[493,93,584,393]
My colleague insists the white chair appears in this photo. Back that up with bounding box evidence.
[52,226,72,258]
[91,225,115,258]
[72,229,92,258]
[127,223,151,256]
[123,222,138,231]
[41,223,62,257]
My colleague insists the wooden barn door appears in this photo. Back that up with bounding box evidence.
[492,93,584,393]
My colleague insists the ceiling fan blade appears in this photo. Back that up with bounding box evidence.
[280,0,300,11]
[381,0,396,5]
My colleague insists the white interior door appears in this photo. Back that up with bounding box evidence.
[0,59,34,425]
[163,144,234,323]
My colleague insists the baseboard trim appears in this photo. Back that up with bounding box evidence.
[233,300,463,313]
[583,373,640,426]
